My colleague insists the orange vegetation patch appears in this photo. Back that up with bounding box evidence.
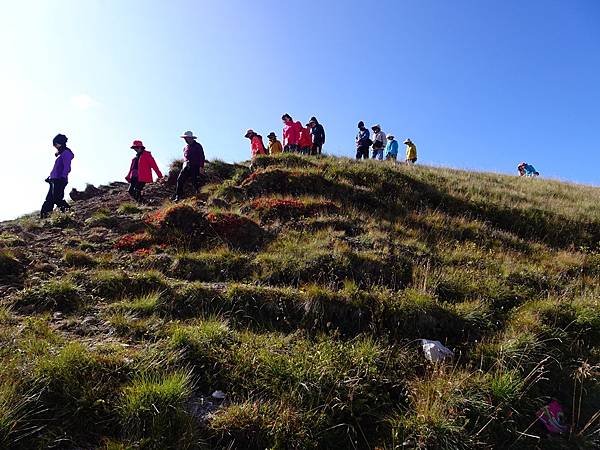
[206,212,266,250]
[249,197,338,221]
[115,232,154,251]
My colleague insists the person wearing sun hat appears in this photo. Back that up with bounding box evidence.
[174,130,205,201]
[40,133,74,218]
[404,138,417,164]
[125,140,163,202]
[385,134,399,162]
[244,129,267,158]
[266,132,283,155]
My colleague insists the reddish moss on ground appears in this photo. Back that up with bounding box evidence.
[250,197,338,221]
[115,232,154,251]
[207,212,266,250]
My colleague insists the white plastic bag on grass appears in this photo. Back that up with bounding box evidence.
[421,339,454,363]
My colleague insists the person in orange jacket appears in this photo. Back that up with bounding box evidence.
[244,129,267,159]
[125,140,163,202]
[267,132,283,154]
[299,123,313,155]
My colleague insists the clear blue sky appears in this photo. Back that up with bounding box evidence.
[1,0,599,220]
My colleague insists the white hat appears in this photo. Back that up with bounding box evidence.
[180,131,197,139]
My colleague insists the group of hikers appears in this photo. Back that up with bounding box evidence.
[39,128,539,218]
[244,114,326,158]
[243,114,419,165]
[354,121,417,163]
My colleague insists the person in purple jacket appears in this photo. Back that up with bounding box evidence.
[40,134,74,218]
[173,130,205,202]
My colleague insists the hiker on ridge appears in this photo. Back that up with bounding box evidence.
[244,129,267,159]
[371,124,386,160]
[517,162,539,177]
[308,117,325,155]
[299,123,313,155]
[355,121,371,160]
[404,138,418,164]
[125,140,163,203]
[40,134,74,218]
[173,130,205,202]
[385,134,399,161]
[282,114,302,153]
[267,132,283,155]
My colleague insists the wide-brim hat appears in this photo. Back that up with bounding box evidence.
[244,129,255,138]
[130,139,145,149]
[403,139,412,144]
[387,135,394,139]
[267,132,277,139]
[180,131,197,139]
[371,124,381,130]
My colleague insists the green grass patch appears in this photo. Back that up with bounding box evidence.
[15,280,82,313]
[119,370,195,448]
[63,249,98,268]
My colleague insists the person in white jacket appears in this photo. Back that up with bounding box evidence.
[371,124,386,160]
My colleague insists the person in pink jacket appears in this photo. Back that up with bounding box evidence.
[281,113,302,153]
[125,140,163,202]
[244,130,267,159]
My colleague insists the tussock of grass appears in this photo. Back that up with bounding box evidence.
[207,400,308,449]
[88,270,170,300]
[85,209,118,228]
[15,280,82,313]
[117,202,144,215]
[31,343,125,442]
[63,249,97,267]
[110,292,164,316]
[0,232,25,247]
[119,370,195,448]
[171,249,254,282]
[0,248,22,279]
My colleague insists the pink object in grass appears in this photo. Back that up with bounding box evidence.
[536,399,569,434]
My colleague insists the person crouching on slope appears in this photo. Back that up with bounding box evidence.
[299,123,313,155]
[404,138,417,164]
[282,113,302,153]
[517,162,539,177]
[174,131,205,202]
[245,129,267,159]
[125,140,163,203]
[40,134,74,218]
[385,134,399,162]
[267,132,283,155]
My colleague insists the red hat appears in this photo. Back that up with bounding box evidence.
[130,140,145,150]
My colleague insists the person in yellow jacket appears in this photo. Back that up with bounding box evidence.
[267,132,283,155]
[404,138,418,164]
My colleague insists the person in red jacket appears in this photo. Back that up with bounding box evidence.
[299,123,313,155]
[244,129,267,159]
[125,140,163,202]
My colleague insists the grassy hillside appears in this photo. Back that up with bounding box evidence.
[0,154,598,449]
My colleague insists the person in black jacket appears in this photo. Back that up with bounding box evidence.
[308,116,325,155]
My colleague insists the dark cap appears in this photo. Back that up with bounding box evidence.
[53,134,68,146]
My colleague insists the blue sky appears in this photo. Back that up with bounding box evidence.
[1,0,599,220]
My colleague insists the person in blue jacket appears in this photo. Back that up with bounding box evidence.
[385,134,399,161]
[517,162,539,177]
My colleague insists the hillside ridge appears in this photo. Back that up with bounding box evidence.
[0,154,598,449]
